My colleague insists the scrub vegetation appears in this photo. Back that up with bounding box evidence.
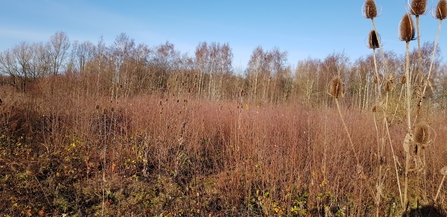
[1,1,447,216]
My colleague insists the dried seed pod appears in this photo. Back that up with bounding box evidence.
[384,75,395,92]
[369,30,380,49]
[401,75,407,84]
[441,166,447,176]
[364,0,378,19]
[410,0,427,16]
[373,74,379,84]
[329,76,344,98]
[399,14,415,42]
[436,0,447,20]
[385,80,395,92]
[413,122,430,145]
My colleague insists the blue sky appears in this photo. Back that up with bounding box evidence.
[0,1,445,68]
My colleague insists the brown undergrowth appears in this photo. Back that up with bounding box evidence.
[0,80,446,216]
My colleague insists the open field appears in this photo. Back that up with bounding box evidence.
[2,1,447,214]
[0,73,446,216]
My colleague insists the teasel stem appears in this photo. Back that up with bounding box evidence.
[384,119,404,208]
[364,0,390,79]
[335,98,360,166]
[435,166,447,201]
[416,15,423,87]
[372,46,382,102]
[404,142,411,210]
[410,0,427,100]
[416,19,444,123]
[404,40,412,211]
[371,19,390,78]
[329,76,360,167]
[434,175,446,202]
[414,16,424,198]
[425,19,443,93]
[405,41,412,133]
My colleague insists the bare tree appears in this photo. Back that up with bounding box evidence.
[195,42,209,96]
[108,33,136,99]
[246,46,264,102]
[194,42,233,100]
[246,46,288,103]
[131,43,151,94]
[32,42,52,77]
[49,31,70,75]
[147,41,180,93]
[294,57,321,105]
[70,40,95,74]
[12,42,31,90]
[0,42,48,91]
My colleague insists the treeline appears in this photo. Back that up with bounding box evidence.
[1,31,447,109]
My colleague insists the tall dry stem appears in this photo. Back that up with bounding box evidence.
[400,12,415,210]
[364,0,390,79]
[329,76,360,166]
[435,166,447,202]
[416,0,447,120]
[368,29,385,217]
[368,30,382,103]
[410,0,427,88]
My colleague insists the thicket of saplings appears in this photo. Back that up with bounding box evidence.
[1,0,447,216]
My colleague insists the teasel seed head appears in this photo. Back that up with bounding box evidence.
[401,75,407,84]
[384,75,395,92]
[329,76,344,98]
[436,0,447,20]
[364,0,378,19]
[410,0,427,16]
[413,122,430,145]
[373,74,379,84]
[385,80,394,92]
[441,166,447,176]
[368,30,380,49]
[399,14,415,42]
